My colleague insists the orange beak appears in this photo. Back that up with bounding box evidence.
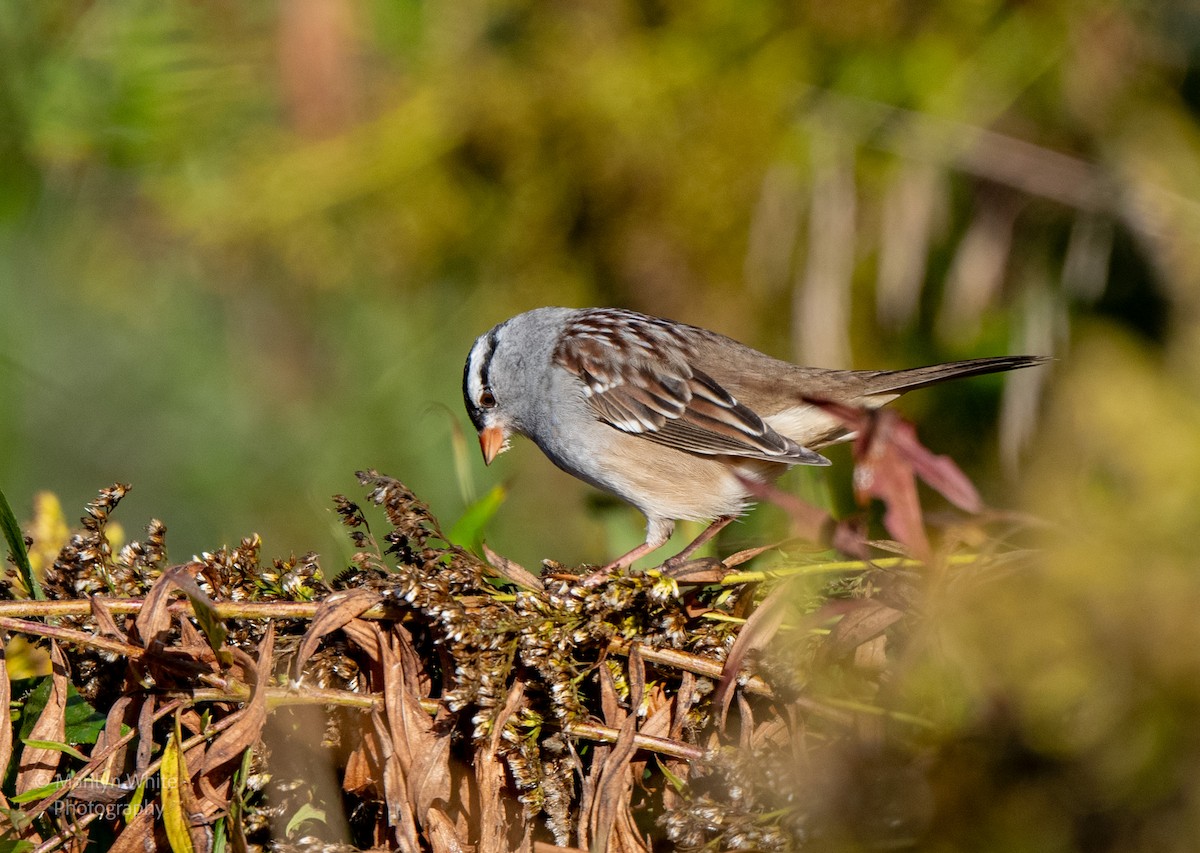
[478,426,506,466]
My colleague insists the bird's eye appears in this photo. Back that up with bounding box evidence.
[479,388,496,408]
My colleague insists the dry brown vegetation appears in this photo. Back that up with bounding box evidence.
[0,411,1041,851]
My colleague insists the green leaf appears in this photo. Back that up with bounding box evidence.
[211,815,227,853]
[655,756,688,793]
[63,685,106,745]
[128,776,147,816]
[0,489,43,601]
[0,804,34,834]
[19,679,106,747]
[19,739,87,762]
[285,802,328,835]
[9,779,70,803]
[0,839,35,853]
[447,484,506,553]
[158,567,230,660]
[185,589,229,662]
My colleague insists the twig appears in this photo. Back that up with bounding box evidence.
[0,599,327,620]
[719,553,980,585]
[606,641,854,728]
[0,598,860,732]
[0,616,144,659]
[187,685,707,761]
[562,721,704,762]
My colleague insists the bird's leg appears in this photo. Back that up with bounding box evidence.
[663,515,735,571]
[580,518,674,587]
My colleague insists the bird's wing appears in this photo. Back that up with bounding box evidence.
[552,310,829,466]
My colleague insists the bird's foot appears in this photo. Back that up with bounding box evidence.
[579,565,616,588]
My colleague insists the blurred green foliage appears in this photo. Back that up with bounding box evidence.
[1,4,1198,574]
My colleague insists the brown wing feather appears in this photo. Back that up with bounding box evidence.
[553,310,829,466]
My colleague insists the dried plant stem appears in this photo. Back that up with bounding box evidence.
[0,599,327,620]
[0,616,145,659]
[719,552,980,585]
[607,641,855,727]
[187,686,707,761]
[0,598,860,743]
[562,721,705,762]
[0,600,774,697]
[608,641,773,697]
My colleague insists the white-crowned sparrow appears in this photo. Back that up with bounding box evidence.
[463,307,1046,572]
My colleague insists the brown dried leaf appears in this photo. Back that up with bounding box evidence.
[426,805,469,853]
[202,624,274,776]
[855,634,889,673]
[340,616,384,667]
[177,617,208,659]
[376,626,428,848]
[737,691,755,751]
[714,582,793,731]
[854,411,930,563]
[197,772,231,820]
[411,731,452,824]
[627,644,645,717]
[822,601,904,663]
[343,721,379,796]
[90,596,127,641]
[588,714,643,853]
[723,541,787,568]
[588,715,638,853]
[372,701,419,848]
[106,799,162,853]
[887,412,984,512]
[599,661,624,728]
[751,717,793,751]
[134,564,198,647]
[17,642,68,795]
[0,638,11,792]
[578,669,617,849]
[642,683,673,730]
[178,707,205,737]
[478,679,526,853]
[482,542,543,591]
[664,557,727,583]
[394,621,432,695]
[662,671,700,815]
[610,815,652,853]
[136,695,155,776]
[670,672,697,742]
[630,694,676,787]
[640,698,672,741]
[818,403,985,561]
[290,587,383,685]
[94,695,137,781]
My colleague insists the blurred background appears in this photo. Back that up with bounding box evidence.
[4,0,1196,567]
[3,0,1200,848]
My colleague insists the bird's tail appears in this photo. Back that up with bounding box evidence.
[862,355,1050,396]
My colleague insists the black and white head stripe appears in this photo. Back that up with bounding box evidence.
[463,322,505,430]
